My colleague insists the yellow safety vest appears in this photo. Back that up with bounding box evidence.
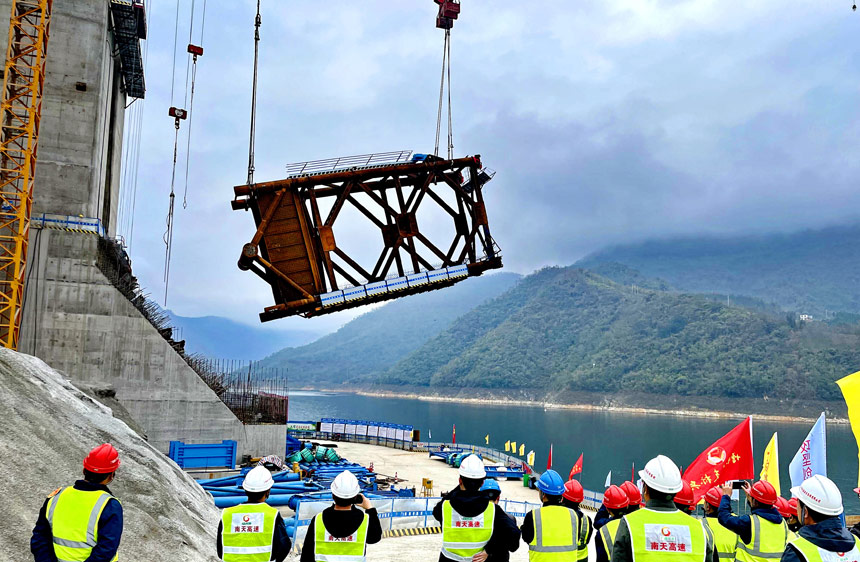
[703,516,738,561]
[441,500,495,562]
[313,511,369,562]
[47,487,119,562]
[625,507,708,561]
[788,534,860,562]
[735,515,788,562]
[576,511,591,561]
[599,518,623,561]
[220,502,279,562]
[528,505,579,561]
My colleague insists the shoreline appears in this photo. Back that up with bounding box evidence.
[296,386,849,425]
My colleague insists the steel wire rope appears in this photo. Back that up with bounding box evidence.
[128,0,155,250]
[446,32,453,160]
[182,0,206,209]
[434,29,450,158]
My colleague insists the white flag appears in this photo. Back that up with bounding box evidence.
[789,412,827,489]
[605,470,612,488]
[429,429,432,440]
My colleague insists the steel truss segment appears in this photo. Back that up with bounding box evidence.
[233,153,502,321]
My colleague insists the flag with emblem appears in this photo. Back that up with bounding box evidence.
[681,416,754,503]
[569,453,583,480]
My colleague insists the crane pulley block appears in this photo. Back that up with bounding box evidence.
[434,0,460,29]
[187,44,203,58]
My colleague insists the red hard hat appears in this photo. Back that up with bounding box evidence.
[705,486,723,508]
[788,497,798,513]
[620,481,642,505]
[563,479,584,503]
[603,485,630,510]
[83,443,120,474]
[674,480,696,509]
[775,497,793,518]
[749,480,778,506]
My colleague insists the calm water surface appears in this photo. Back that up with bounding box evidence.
[289,391,859,502]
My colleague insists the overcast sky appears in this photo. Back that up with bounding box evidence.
[119,0,860,334]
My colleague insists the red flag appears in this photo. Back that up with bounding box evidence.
[569,453,583,479]
[682,417,754,503]
[547,444,553,470]
[452,424,456,444]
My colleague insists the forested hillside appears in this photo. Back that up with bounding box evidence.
[257,272,521,383]
[379,267,860,401]
[576,224,860,315]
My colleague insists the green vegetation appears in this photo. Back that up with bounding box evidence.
[576,224,860,316]
[379,267,860,401]
[257,272,521,384]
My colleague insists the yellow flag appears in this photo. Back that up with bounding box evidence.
[485,434,489,445]
[505,440,510,452]
[760,432,780,496]
[837,370,860,487]
[519,443,525,456]
[527,450,535,466]
[511,441,517,453]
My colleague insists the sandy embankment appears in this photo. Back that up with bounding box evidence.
[283,441,596,562]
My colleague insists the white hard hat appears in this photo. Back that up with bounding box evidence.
[458,454,486,479]
[639,455,683,494]
[791,475,843,516]
[331,470,361,499]
[242,465,274,493]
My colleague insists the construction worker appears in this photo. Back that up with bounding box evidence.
[301,470,381,562]
[595,485,630,562]
[562,479,593,561]
[787,498,802,533]
[775,497,798,541]
[674,481,697,515]
[718,480,787,562]
[31,443,123,562]
[612,455,717,562]
[620,481,642,514]
[475,479,519,562]
[782,475,859,562]
[434,454,520,562]
[850,488,860,540]
[702,486,739,561]
[219,465,291,561]
[520,469,579,560]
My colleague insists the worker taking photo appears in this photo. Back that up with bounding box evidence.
[717,479,788,562]
[301,470,382,562]
[31,443,123,562]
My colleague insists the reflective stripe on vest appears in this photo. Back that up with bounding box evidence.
[600,518,623,560]
[47,487,118,562]
[441,500,495,562]
[577,512,592,561]
[788,535,860,562]
[703,516,739,560]
[735,515,788,561]
[625,507,708,562]
[220,502,279,562]
[528,505,579,561]
[314,511,369,562]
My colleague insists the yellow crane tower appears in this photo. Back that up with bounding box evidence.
[0,0,52,349]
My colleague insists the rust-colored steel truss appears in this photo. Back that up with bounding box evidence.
[0,0,52,349]
[232,153,502,321]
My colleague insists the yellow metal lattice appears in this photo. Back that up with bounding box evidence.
[0,0,51,349]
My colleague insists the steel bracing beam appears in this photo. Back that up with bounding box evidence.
[232,154,502,321]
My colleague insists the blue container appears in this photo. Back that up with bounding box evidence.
[169,440,237,469]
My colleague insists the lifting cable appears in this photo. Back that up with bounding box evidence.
[163,0,206,304]
[434,29,454,160]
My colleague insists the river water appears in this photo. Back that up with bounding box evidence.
[288,391,859,501]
